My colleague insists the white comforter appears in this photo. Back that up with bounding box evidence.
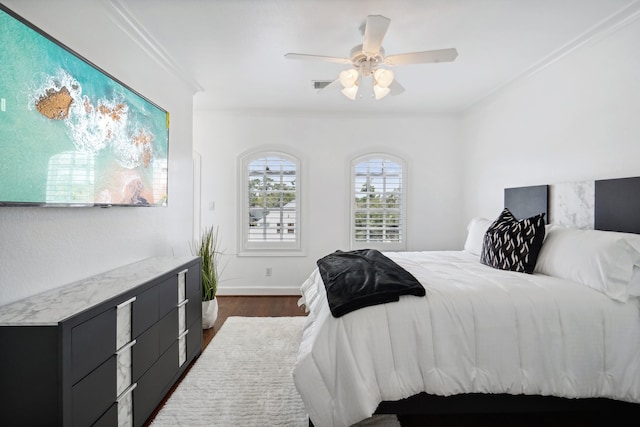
[293,251,640,427]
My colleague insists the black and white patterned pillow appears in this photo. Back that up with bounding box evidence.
[480,208,546,274]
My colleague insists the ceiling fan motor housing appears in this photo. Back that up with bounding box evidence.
[350,44,384,76]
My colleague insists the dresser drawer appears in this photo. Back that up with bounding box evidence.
[187,326,202,362]
[91,403,117,427]
[158,275,178,318]
[71,308,116,384]
[132,322,159,381]
[134,340,179,426]
[186,296,201,331]
[72,356,116,427]
[132,286,159,337]
[185,266,200,299]
[158,308,179,354]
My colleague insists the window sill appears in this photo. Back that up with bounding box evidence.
[237,250,307,257]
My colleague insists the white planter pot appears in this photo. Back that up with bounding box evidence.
[202,298,219,329]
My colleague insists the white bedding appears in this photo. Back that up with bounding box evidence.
[293,251,640,427]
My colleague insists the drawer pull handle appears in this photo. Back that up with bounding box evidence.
[116,296,137,309]
[178,329,189,340]
[178,268,188,275]
[116,382,137,402]
[177,298,189,308]
[116,339,137,355]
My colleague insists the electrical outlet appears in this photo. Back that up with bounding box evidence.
[265,267,272,277]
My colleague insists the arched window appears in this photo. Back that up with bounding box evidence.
[239,150,301,254]
[351,153,406,251]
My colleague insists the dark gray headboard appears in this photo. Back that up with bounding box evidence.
[504,185,549,223]
[595,177,640,234]
[504,177,639,234]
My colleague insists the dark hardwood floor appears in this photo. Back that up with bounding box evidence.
[146,296,633,427]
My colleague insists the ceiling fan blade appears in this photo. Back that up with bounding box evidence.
[385,48,458,66]
[362,15,390,56]
[284,53,351,65]
[389,80,405,96]
[316,78,342,94]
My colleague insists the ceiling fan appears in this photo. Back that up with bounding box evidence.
[284,15,458,101]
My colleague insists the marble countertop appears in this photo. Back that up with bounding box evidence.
[0,256,199,326]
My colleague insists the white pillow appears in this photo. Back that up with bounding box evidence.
[534,225,640,302]
[630,266,640,297]
[463,217,491,256]
[603,231,640,297]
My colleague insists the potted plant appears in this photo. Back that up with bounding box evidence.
[192,225,223,329]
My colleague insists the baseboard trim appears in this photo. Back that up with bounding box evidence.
[216,287,301,296]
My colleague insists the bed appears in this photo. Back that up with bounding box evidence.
[293,177,640,427]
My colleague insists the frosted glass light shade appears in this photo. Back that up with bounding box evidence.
[373,85,390,100]
[373,68,394,88]
[341,85,358,100]
[339,69,359,88]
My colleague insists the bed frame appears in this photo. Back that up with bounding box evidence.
[504,184,549,223]
[309,176,640,426]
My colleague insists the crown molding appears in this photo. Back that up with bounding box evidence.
[102,0,204,94]
[463,0,640,113]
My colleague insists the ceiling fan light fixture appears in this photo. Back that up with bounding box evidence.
[373,68,394,88]
[341,85,359,100]
[285,15,458,102]
[373,84,391,100]
[339,69,359,88]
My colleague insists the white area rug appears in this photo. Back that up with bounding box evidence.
[151,316,400,427]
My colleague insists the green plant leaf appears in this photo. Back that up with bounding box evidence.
[191,226,223,301]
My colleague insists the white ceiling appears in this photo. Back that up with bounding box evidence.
[115,0,639,114]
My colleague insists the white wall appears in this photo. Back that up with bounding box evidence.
[461,17,640,222]
[0,1,196,304]
[6,2,636,302]
[194,111,463,294]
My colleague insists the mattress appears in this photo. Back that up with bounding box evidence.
[293,251,640,427]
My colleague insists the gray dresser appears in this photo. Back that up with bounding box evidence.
[0,256,202,426]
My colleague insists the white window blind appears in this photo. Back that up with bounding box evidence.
[352,155,405,250]
[240,151,301,254]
